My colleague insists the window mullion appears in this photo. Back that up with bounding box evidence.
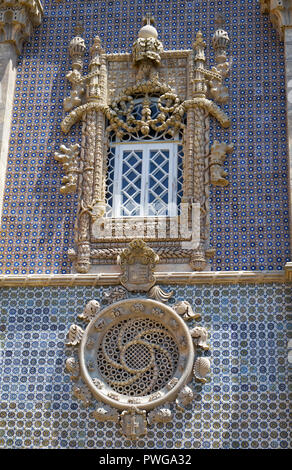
[169,143,178,217]
[113,146,122,217]
[140,145,149,217]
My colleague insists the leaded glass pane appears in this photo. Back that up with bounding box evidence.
[120,150,143,217]
[148,149,170,216]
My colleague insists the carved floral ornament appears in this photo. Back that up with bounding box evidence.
[65,293,211,440]
[54,15,233,273]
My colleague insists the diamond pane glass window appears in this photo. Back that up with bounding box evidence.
[120,150,143,217]
[107,142,182,218]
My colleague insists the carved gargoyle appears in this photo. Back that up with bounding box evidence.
[64,69,85,111]
[63,35,86,112]
[54,143,80,194]
[209,140,233,187]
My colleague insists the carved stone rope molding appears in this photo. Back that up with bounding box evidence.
[0,270,287,287]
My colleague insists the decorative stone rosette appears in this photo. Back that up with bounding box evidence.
[65,297,210,439]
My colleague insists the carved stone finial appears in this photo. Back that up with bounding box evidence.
[90,35,102,56]
[132,16,163,82]
[64,35,86,112]
[193,30,206,50]
[212,24,230,62]
[192,31,207,97]
[69,35,86,63]
[87,35,104,102]
[208,19,230,103]
[118,240,159,291]
[140,13,158,38]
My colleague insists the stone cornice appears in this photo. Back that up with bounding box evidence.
[259,0,292,39]
[0,0,43,54]
[0,270,288,287]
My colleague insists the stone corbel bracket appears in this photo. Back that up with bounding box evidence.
[60,34,108,134]
[0,0,43,55]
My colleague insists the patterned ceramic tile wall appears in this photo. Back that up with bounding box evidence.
[0,283,290,449]
[0,0,290,274]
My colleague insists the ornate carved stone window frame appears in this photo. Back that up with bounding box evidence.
[55,17,233,274]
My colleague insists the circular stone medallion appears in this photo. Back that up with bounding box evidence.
[79,299,194,410]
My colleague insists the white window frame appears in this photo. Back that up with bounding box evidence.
[111,141,179,218]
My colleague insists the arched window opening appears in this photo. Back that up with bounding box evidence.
[106,97,184,218]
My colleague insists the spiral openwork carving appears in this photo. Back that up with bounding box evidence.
[79,299,194,410]
[97,317,179,396]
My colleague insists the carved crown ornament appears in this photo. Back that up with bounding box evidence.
[54,15,233,274]
[65,244,211,440]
